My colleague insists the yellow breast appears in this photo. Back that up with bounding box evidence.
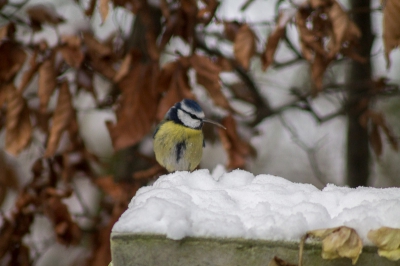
[153,121,204,172]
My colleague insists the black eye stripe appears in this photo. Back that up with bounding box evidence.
[181,109,200,120]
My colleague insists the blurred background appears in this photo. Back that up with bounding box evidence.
[1,0,400,265]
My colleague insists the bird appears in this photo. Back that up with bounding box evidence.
[153,99,225,172]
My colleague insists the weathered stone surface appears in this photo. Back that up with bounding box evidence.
[110,233,398,266]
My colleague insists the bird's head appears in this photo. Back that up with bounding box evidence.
[165,99,226,130]
[166,99,205,129]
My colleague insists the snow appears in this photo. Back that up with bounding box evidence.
[112,168,400,244]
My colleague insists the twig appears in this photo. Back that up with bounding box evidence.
[240,0,256,11]
[278,114,326,186]
[195,34,274,122]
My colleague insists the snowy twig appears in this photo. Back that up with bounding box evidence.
[278,114,326,186]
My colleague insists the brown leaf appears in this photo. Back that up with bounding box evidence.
[218,115,256,169]
[296,8,327,61]
[311,53,333,95]
[223,21,242,42]
[190,54,232,111]
[5,86,33,156]
[9,243,30,266]
[0,151,19,206]
[43,196,82,245]
[156,59,194,121]
[0,42,27,82]
[113,52,132,83]
[262,27,285,71]
[305,226,363,265]
[26,4,65,30]
[0,219,14,258]
[268,256,297,266]
[367,111,398,154]
[83,32,112,57]
[44,80,74,157]
[197,0,219,25]
[85,0,97,17]
[326,1,361,59]
[38,52,57,112]
[95,176,124,200]
[383,0,400,68]
[368,227,400,261]
[59,35,84,68]
[234,24,257,70]
[0,23,16,41]
[262,10,295,70]
[107,63,161,150]
[100,0,110,23]
[215,56,233,72]
[370,123,383,157]
[18,48,41,92]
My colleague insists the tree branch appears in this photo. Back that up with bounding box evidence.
[278,114,326,187]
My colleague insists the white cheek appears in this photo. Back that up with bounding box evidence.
[178,110,201,128]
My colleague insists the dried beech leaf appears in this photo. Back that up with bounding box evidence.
[43,196,81,245]
[326,1,361,59]
[26,4,65,30]
[262,27,285,71]
[5,86,33,156]
[95,176,124,200]
[368,227,400,261]
[44,80,74,157]
[18,49,41,92]
[369,124,382,157]
[107,63,161,150]
[383,0,400,68]
[262,10,295,70]
[234,24,257,70]
[0,151,19,206]
[83,32,112,57]
[59,35,84,68]
[268,256,297,266]
[223,21,242,42]
[0,42,27,82]
[197,0,219,25]
[100,0,110,23]
[85,0,97,17]
[0,23,16,40]
[114,52,132,82]
[215,57,233,72]
[218,115,256,169]
[311,53,332,95]
[38,52,57,112]
[190,54,232,111]
[156,59,194,121]
[367,111,398,155]
[306,226,363,265]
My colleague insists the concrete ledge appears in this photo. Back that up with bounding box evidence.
[110,233,398,266]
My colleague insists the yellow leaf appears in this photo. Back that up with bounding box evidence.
[382,0,400,68]
[368,227,400,261]
[306,226,363,265]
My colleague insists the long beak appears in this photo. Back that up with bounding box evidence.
[203,119,226,130]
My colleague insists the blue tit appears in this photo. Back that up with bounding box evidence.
[153,99,225,172]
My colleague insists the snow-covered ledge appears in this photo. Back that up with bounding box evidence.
[110,168,400,266]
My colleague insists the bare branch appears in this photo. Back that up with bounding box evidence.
[278,114,327,187]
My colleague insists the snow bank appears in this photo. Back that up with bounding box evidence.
[112,168,400,243]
